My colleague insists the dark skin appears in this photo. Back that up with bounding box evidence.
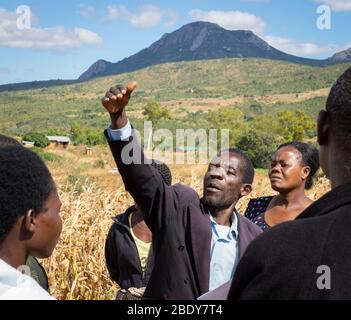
[264,146,313,227]
[132,204,152,243]
[0,190,62,269]
[203,152,252,226]
[102,82,252,227]
[318,110,351,189]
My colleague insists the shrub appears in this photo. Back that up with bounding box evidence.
[237,130,279,169]
[22,132,49,148]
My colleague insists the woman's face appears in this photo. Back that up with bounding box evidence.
[269,146,310,193]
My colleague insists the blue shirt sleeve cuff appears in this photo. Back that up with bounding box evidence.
[107,120,132,141]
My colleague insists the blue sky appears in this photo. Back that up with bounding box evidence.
[0,0,350,84]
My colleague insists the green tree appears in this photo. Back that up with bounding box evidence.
[86,129,105,146]
[276,109,315,141]
[70,121,85,145]
[142,101,172,124]
[22,132,49,148]
[237,130,279,168]
[142,101,172,151]
[207,107,249,146]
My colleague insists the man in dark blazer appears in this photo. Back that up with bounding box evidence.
[228,66,351,300]
[101,82,262,300]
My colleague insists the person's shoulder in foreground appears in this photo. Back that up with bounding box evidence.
[0,259,53,300]
[228,187,351,300]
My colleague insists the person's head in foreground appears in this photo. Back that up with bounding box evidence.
[318,66,351,188]
[0,134,21,147]
[0,145,61,300]
[269,141,319,193]
[203,149,254,213]
[0,134,51,292]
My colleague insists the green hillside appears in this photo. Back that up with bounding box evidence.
[0,58,350,137]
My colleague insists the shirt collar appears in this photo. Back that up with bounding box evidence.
[208,210,239,240]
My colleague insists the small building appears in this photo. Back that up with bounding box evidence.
[46,136,70,149]
[85,147,93,156]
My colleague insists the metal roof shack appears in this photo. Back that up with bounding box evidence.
[47,136,70,149]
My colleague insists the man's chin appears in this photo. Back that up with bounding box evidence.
[203,196,220,208]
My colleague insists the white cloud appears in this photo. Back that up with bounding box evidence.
[314,0,351,11]
[188,9,266,34]
[77,4,97,18]
[0,7,102,49]
[264,35,351,56]
[105,4,177,28]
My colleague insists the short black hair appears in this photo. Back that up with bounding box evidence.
[220,148,255,185]
[0,134,21,147]
[326,67,351,136]
[0,146,56,243]
[277,141,320,190]
[151,160,172,186]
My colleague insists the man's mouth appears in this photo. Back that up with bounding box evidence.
[206,182,222,192]
[270,176,282,181]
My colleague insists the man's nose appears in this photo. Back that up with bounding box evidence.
[210,167,224,180]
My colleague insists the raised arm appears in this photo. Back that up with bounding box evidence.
[101,83,184,233]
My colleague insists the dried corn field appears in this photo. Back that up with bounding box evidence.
[40,146,332,300]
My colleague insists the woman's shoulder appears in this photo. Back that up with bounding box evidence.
[248,196,274,207]
[245,196,273,218]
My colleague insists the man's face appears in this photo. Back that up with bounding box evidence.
[203,152,248,210]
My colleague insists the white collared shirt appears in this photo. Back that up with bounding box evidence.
[209,212,239,291]
[0,259,54,300]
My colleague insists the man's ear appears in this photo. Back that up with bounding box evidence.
[23,209,37,233]
[317,110,330,146]
[240,184,252,197]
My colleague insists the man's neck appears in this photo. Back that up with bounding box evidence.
[209,206,235,227]
[0,238,27,269]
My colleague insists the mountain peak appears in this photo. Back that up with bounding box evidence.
[78,21,339,81]
[329,47,351,64]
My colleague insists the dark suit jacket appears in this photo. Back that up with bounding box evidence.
[106,133,262,300]
[228,180,351,300]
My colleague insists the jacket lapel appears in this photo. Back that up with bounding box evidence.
[189,200,212,295]
[237,213,249,259]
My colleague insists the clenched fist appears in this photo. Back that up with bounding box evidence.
[102,81,137,115]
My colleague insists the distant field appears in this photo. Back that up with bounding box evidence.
[0,58,350,136]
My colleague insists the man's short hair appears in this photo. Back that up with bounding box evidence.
[326,67,351,135]
[221,148,255,185]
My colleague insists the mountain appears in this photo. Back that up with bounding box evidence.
[0,79,79,92]
[79,21,330,81]
[327,48,351,64]
[1,21,350,90]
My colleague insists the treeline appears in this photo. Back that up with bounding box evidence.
[20,100,317,168]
